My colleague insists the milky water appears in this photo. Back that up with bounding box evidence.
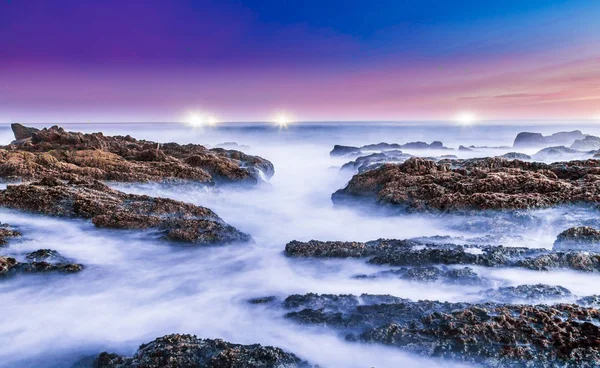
[2,122,600,367]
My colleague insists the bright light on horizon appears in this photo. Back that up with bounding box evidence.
[272,112,294,128]
[454,111,478,126]
[185,111,219,127]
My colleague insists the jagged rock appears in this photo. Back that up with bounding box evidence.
[94,334,311,368]
[330,141,451,157]
[332,157,600,211]
[513,132,546,147]
[458,145,473,152]
[478,284,572,303]
[0,223,21,245]
[285,239,600,272]
[330,145,361,157]
[356,266,485,285]
[1,125,273,185]
[279,293,600,367]
[577,295,600,308]
[11,123,40,142]
[0,178,251,245]
[571,136,600,150]
[247,296,277,304]
[514,130,587,148]
[554,226,600,251]
[0,254,83,277]
[340,151,412,173]
[499,152,531,160]
[25,249,70,263]
[532,146,580,161]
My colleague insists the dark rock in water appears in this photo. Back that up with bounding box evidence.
[280,293,600,368]
[25,249,70,263]
[1,125,273,185]
[332,157,600,211]
[0,254,83,277]
[554,226,600,251]
[0,223,21,246]
[11,123,40,141]
[577,295,600,308]
[499,152,531,160]
[458,145,473,152]
[478,284,572,303]
[340,150,412,173]
[571,135,600,150]
[0,178,251,245]
[361,142,402,151]
[215,142,250,150]
[364,266,485,285]
[330,145,361,157]
[285,238,600,272]
[248,296,277,304]
[94,334,311,368]
[438,154,457,159]
[514,130,586,148]
[533,146,580,161]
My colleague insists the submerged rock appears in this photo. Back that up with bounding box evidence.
[0,178,251,245]
[478,284,572,303]
[356,266,485,285]
[94,334,311,368]
[332,157,600,211]
[1,125,273,185]
[0,253,83,277]
[0,223,21,246]
[554,226,600,251]
[340,150,412,173]
[279,293,600,367]
[285,238,600,272]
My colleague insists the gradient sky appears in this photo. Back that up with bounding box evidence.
[1,0,599,123]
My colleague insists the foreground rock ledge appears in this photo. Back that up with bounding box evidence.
[0,178,251,245]
[0,124,274,185]
[332,157,600,211]
[94,334,311,368]
[279,293,600,368]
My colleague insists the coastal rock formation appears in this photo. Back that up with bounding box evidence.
[340,151,413,173]
[0,178,251,245]
[0,223,21,245]
[332,157,600,211]
[94,334,311,368]
[532,146,580,161]
[0,252,83,277]
[285,238,600,272]
[554,226,600,251]
[0,124,274,185]
[499,152,531,160]
[279,293,600,367]
[330,141,450,157]
[571,136,600,150]
[478,284,572,303]
[513,130,588,148]
[355,266,485,285]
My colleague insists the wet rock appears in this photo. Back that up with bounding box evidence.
[94,334,311,368]
[499,152,531,160]
[553,226,600,251]
[1,125,273,185]
[0,223,21,245]
[332,157,600,211]
[340,151,412,173]
[0,178,251,245]
[248,296,277,304]
[25,249,70,263]
[280,293,600,367]
[571,136,600,150]
[0,254,83,277]
[356,266,485,285]
[478,284,572,303]
[285,238,600,272]
[513,132,546,147]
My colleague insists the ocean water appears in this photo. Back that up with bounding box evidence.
[1,121,600,367]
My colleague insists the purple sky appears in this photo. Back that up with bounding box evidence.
[1,0,600,122]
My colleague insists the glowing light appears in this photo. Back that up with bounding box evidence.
[185,112,219,127]
[454,111,478,126]
[273,112,293,128]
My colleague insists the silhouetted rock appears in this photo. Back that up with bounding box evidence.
[0,178,251,245]
[340,151,412,173]
[514,130,587,148]
[285,238,600,272]
[499,152,531,160]
[11,123,40,142]
[513,132,545,147]
[94,334,311,368]
[330,145,361,157]
[330,141,451,157]
[0,253,83,277]
[1,125,273,185]
[554,226,600,251]
[571,136,600,150]
[532,146,580,161]
[458,145,473,152]
[356,266,485,285]
[332,157,600,211]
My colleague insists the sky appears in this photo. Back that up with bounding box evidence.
[1,0,599,123]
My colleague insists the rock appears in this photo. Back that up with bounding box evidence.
[554,226,600,251]
[458,145,473,152]
[330,145,361,157]
[0,223,21,245]
[571,136,600,150]
[285,238,600,272]
[11,123,40,141]
[332,157,600,211]
[94,334,311,368]
[514,130,587,148]
[340,151,412,173]
[478,284,572,303]
[248,296,277,304]
[499,152,531,160]
[279,293,600,367]
[330,141,451,158]
[532,146,580,161]
[577,295,600,308]
[1,125,273,185]
[0,254,83,277]
[0,178,251,245]
[25,249,70,263]
[361,142,403,151]
[359,266,485,285]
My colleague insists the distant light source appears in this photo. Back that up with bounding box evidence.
[273,112,293,128]
[185,112,219,127]
[455,112,477,126]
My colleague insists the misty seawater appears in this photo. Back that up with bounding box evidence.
[2,122,600,367]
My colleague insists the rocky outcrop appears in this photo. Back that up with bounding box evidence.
[278,293,600,367]
[0,178,251,245]
[458,145,473,152]
[499,152,531,160]
[94,334,311,368]
[332,157,600,211]
[11,123,40,142]
[0,124,273,185]
[532,146,580,161]
[0,223,21,245]
[0,251,83,277]
[554,226,600,251]
[478,284,572,303]
[330,141,450,157]
[340,151,412,173]
[355,266,485,285]
[513,130,588,148]
[571,136,600,150]
[285,238,600,272]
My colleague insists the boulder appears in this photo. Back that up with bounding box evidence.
[571,135,600,150]
[513,132,545,147]
[0,253,83,277]
[554,226,600,251]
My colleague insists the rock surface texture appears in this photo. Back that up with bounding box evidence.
[332,157,600,211]
[94,334,311,368]
[0,124,273,185]
[0,178,251,244]
[554,226,600,251]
